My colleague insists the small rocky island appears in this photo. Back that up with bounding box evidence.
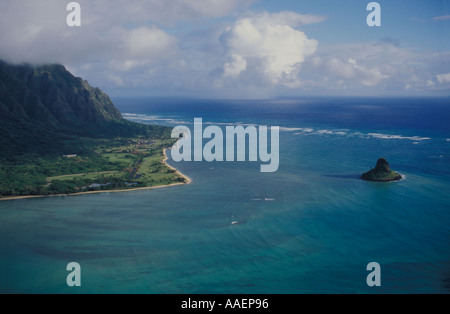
[361,158,403,182]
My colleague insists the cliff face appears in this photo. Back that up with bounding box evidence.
[361,158,403,182]
[0,60,122,130]
[0,60,168,157]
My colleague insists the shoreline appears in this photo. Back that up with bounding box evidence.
[0,149,192,202]
[163,148,193,185]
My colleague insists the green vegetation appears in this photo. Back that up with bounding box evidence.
[0,136,186,198]
[0,60,188,198]
[361,158,403,182]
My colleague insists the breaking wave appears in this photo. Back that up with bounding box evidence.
[284,126,432,142]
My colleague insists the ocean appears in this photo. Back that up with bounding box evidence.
[0,97,449,294]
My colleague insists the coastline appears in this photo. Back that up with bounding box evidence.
[163,148,193,185]
[0,149,192,202]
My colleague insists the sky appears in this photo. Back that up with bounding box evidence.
[0,0,449,98]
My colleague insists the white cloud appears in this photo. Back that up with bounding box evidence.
[109,27,178,71]
[0,1,447,98]
[0,0,254,65]
[325,57,389,86]
[223,54,248,78]
[300,41,450,94]
[436,73,450,84]
[126,27,176,59]
[219,11,321,87]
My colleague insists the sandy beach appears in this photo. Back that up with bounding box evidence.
[0,149,192,202]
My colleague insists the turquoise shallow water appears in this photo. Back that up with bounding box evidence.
[0,98,449,293]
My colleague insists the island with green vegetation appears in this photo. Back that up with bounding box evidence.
[0,60,190,200]
[361,158,403,182]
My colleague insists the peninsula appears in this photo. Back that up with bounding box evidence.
[0,60,190,200]
[361,158,403,182]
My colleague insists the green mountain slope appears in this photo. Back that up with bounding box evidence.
[0,60,168,157]
[0,61,183,198]
[0,60,121,127]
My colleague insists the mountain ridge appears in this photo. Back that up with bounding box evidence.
[0,60,167,157]
[0,60,122,130]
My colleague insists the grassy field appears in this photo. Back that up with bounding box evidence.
[47,171,121,182]
[0,136,187,198]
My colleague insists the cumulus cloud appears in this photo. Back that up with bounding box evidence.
[126,27,176,59]
[325,57,389,86]
[0,0,182,66]
[223,55,248,78]
[436,73,450,84]
[0,0,256,65]
[300,40,450,94]
[0,1,447,97]
[218,11,321,87]
[0,0,76,64]
[109,27,179,71]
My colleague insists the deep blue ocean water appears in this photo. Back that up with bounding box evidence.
[0,97,449,293]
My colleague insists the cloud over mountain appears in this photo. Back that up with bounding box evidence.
[0,0,447,98]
